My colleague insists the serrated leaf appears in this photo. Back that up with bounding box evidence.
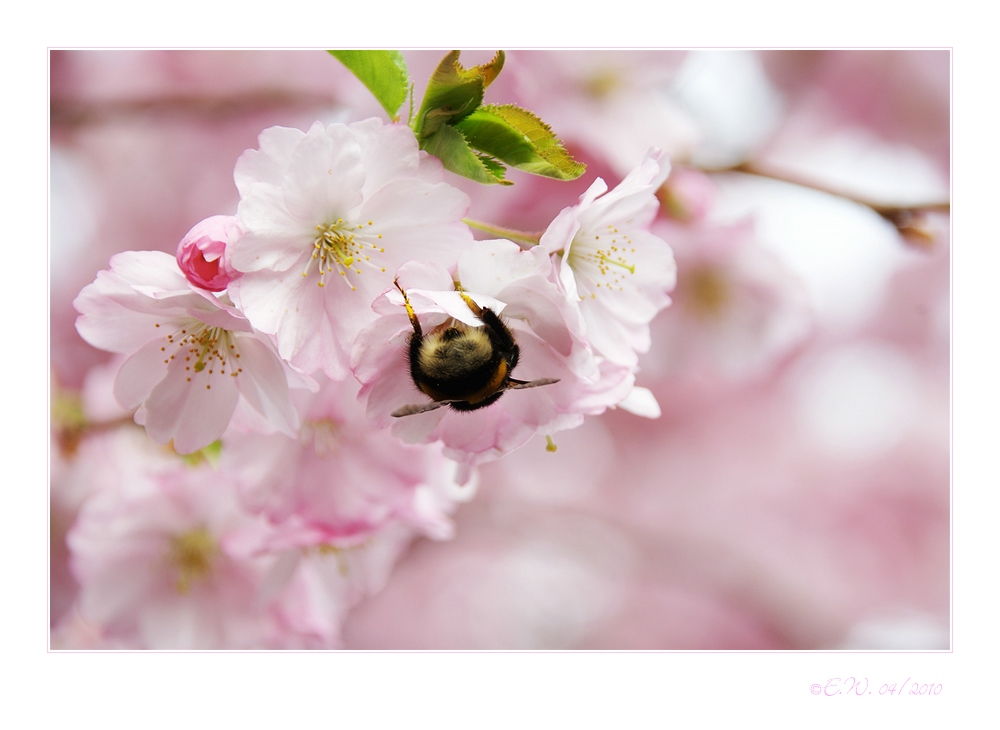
[414,50,505,138]
[421,124,512,185]
[329,50,409,120]
[455,104,586,181]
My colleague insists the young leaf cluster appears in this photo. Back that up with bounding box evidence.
[329,49,585,186]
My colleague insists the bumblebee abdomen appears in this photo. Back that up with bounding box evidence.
[413,325,511,404]
[417,326,493,381]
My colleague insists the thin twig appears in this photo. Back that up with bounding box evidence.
[462,218,543,248]
[709,161,950,220]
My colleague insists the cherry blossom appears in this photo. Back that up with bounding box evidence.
[67,465,278,649]
[641,218,813,384]
[540,148,677,368]
[227,119,473,379]
[255,522,419,648]
[352,243,635,472]
[227,376,470,541]
[74,251,304,453]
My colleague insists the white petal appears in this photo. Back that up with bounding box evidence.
[458,239,552,298]
[496,278,575,357]
[283,123,364,223]
[234,125,307,194]
[359,179,472,270]
[232,334,299,436]
[142,359,240,453]
[233,185,314,273]
[616,386,661,418]
[106,250,190,292]
[113,339,170,410]
[349,118,422,196]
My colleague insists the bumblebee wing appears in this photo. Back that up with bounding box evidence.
[506,378,560,390]
[391,400,461,418]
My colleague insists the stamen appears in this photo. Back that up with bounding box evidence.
[304,220,383,291]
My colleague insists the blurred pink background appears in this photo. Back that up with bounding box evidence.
[50,49,949,650]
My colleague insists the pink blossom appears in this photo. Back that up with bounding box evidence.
[353,244,613,471]
[507,50,699,178]
[258,522,418,648]
[228,376,469,541]
[657,166,716,223]
[228,119,473,379]
[175,215,241,291]
[540,149,677,368]
[641,218,813,386]
[74,251,305,453]
[67,465,278,649]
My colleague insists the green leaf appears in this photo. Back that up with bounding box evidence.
[421,124,512,185]
[329,50,409,120]
[455,104,586,181]
[413,50,505,138]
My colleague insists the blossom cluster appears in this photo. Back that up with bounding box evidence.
[52,49,949,651]
[64,112,677,647]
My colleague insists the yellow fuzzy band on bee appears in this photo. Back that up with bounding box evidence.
[417,326,493,380]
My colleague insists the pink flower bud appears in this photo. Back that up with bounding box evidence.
[176,215,241,291]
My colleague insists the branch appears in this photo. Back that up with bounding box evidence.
[463,218,543,248]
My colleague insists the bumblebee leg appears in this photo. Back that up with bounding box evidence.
[393,277,422,337]
[454,281,484,318]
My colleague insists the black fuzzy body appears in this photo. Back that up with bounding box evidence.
[407,307,520,412]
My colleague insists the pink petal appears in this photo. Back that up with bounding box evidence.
[113,339,170,410]
[234,125,307,194]
[142,359,240,453]
[350,119,422,196]
[232,334,299,436]
[283,123,364,224]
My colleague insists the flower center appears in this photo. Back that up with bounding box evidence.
[570,224,637,296]
[582,69,622,99]
[169,527,217,594]
[685,265,730,319]
[299,417,342,457]
[305,219,387,290]
[156,323,243,389]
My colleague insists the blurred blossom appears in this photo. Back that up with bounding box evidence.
[257,522,418,648]
[343,508,634,649]
[229,376,467,541]
[758,50,950,180]
[839,612,949,650]
[642,217,812,385]
[756,124,949,209]
[668,50,784,169]
[658,165,716,223]
[706,172,920,332]
[67,465,277,649]
[508,50,699,177]
[786,342,931,461]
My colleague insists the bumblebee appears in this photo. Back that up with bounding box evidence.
[390,279,559,417]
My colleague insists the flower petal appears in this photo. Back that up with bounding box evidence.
[142,358,240,453]
[113,339,171,410]
[232,334,299,436]
[283,123,364,224]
